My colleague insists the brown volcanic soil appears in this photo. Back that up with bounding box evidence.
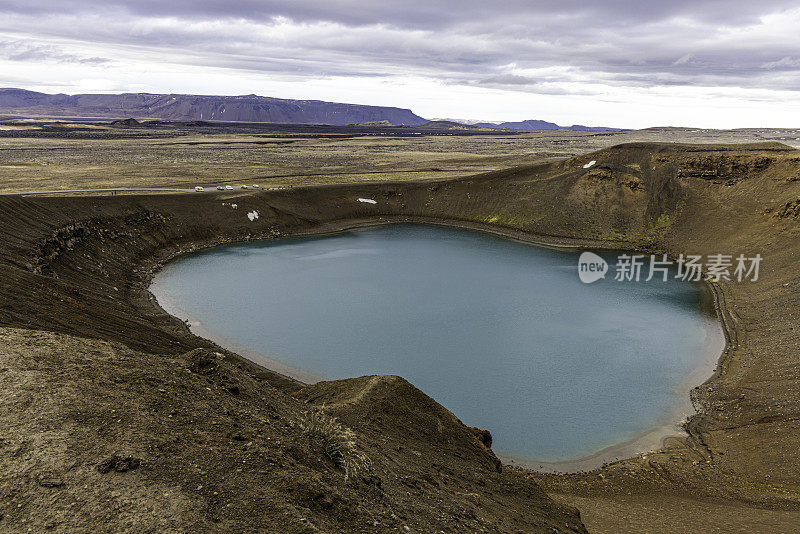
[1,329,584,533]
[2,141,800,531]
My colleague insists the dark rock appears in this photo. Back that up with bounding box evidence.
[469,427,493,449]
[110,118,141,128]
[97,454,141,474]
[37,473,64,487]
[185,348,220,374]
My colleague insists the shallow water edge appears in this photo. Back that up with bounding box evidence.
[148,217,728,473]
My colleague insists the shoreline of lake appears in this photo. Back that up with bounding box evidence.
[149,221,726,473]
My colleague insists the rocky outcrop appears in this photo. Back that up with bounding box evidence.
[676,154,773,185]
[110,118,141,128]
[774,198,800,220]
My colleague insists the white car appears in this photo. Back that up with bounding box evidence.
[225,185,233,190]
[240,185,248,189]
[194,186,204,192]
[252,184,260,188]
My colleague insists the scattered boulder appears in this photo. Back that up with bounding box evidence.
[185,348,222,374]
[97,454,141,474]
[37,473,64,487]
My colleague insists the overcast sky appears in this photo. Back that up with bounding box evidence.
[2,1,800,128]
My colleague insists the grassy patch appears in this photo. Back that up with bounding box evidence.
[300,408,371,482]
[639,213,672,246]
[0,160,41,166]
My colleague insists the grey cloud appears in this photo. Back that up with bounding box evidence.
[1,0,796,29]
[1,1,800,94]
[762,56,800,70]
[477,74,539,86]
[0,40,110,64]
[0,72,38,85]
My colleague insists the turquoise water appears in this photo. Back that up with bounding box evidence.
[152,224,721,462]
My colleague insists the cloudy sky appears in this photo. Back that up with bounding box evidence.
[2,1,800,128]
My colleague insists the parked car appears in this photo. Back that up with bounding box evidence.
[225,185,233,190]
[194,186,204,192]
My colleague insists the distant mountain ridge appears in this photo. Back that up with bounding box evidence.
[473,119,623,131]
[0,89,428,126]
[419,120,498,131]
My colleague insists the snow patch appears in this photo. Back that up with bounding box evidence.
[583,160,597,169]
[357,198,377,204]
[247,210,260,221]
